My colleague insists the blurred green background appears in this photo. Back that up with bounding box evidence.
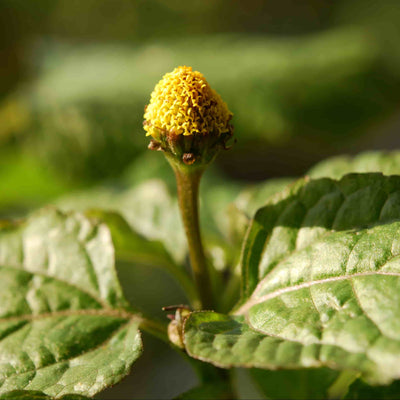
[1,0,400,398]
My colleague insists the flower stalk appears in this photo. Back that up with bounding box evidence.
[172,165,214,309]
[144,66,234,311]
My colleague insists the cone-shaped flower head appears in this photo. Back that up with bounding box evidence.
[144,66,233,167]
[144,66,232,137]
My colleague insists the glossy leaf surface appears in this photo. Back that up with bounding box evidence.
[184,174,400,384]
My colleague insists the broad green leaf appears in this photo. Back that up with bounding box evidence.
[58,179,186,265]
[184,174,400,385]
[233,179,294,219]
[175,382,232,400]
[85,209,175,269]
[345,378,400,399]
[0,209,142,397]
[57,173,242,310]
[86,210,198,307]
[241,173,400,298]
[308,151,400,180]
[227,150,400,258]
[250,368,339,400]
[228,178,293,247]
[0,390,89,399]
[58,171,241,273]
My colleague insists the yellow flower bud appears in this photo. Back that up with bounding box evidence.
[144,66,233,167]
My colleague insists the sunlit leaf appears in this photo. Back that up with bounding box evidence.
[0,390,90,399]
[0,209,142,397]
[184,173,400,385]
[308,151,400,180]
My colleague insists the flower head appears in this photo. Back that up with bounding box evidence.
[144,66,232,138]
[144,66,234,167]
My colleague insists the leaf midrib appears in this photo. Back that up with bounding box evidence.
[183,312,378,371]
[236,270,400,314]
[242,176,399,299]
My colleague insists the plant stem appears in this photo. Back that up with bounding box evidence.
[173,166,214,310]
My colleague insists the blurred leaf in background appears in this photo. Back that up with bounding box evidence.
[1,0,400,185]
[19,27,400,181]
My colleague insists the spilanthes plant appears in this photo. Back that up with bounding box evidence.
[145,66,234,310]
[2,66,400,399]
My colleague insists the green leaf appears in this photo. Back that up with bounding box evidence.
[57,170,244,310]
[233,179,294,219]
[86,209,175,269]
[308,151,400,180]
[241,173,400,298]
[345,378,400,399]
[58,171,242,274]
[58,179,187,265]
[0,390,90,399]
[228,178,293,246]
[0,208,142,397]
[85,209,198,306]
[184,173,400,385]
[250,368,340,400]
[175,382,232,400]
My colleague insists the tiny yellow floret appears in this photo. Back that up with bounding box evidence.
[144,66,233,137]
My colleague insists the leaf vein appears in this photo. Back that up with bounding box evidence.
[236,271,400,314]
[0,264,109,310]
[0,319,136,391]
